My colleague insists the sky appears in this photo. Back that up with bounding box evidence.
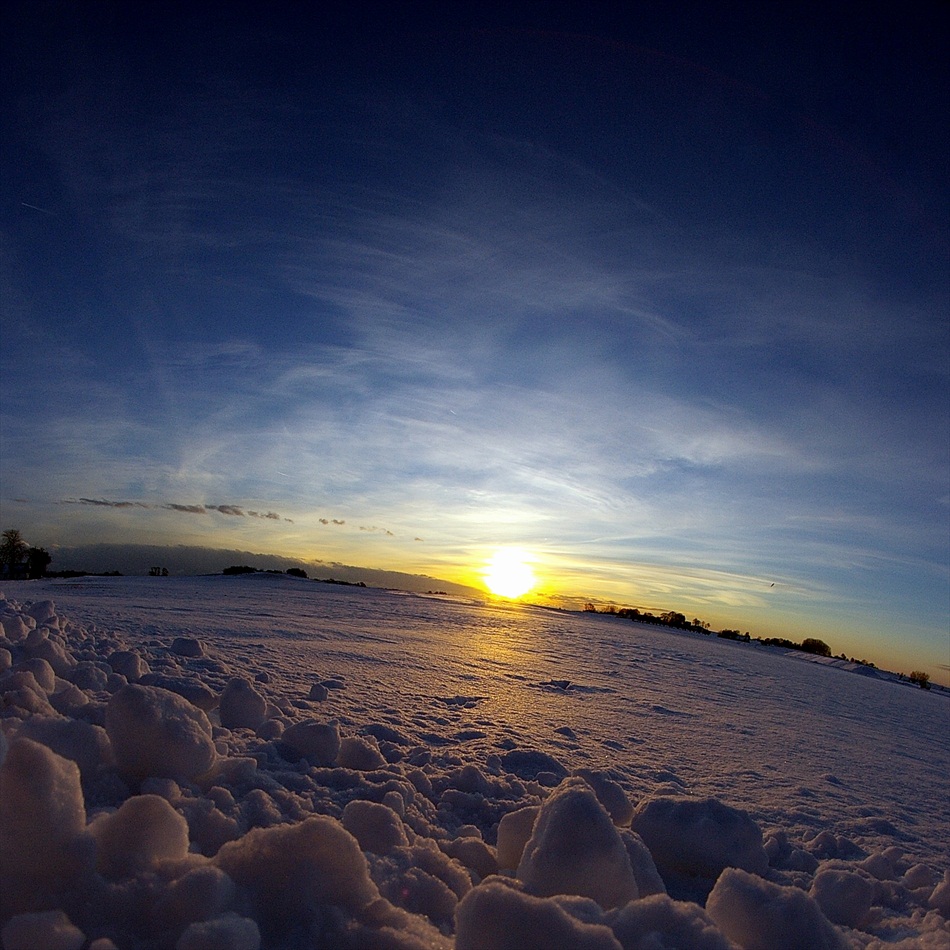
[1,3,948,681]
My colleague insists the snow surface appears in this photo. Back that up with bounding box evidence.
[1,574,948,949]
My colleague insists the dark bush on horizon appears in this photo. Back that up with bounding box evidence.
[801,638,832,657]
[223,565,259,575]
[287,568,308,578]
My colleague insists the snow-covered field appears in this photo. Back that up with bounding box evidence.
[1,574,947,949]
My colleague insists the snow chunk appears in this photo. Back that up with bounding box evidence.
[441,835,499,879]
[343,799,409,855]
[107,649,149,681]
[1,613,32,643]
[338,734,387,770]
[171,636,205,657]
[15,716,111,785]
[90,793,190,878]
[1,910,85,950]
[0,738,92,917]
[219,677,267,730]
[606,893,732,950]
[139,673,217,710]
[496,805,540,871]
[706,867,848,950]
[930,870,950,916]
[105,683,216,780]
[214,814,379,922]
[153,864,236,931]
[280,718,340,765]
[575,769,634,826]
[620,829,667,897]
[455,880,622,950]
[500,748,568,781]
[15,656,56,691]
[26,600,57,624]
[809,865,874,927]
[176,913,260,950]
[518,777,639,909]
[630,795,768,879]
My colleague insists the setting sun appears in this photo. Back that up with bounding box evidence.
[483,548,537,599]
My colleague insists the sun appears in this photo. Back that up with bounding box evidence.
[483,548,537,599]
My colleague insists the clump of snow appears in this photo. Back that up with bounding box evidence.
[90,793,190,877]
[630,795,768,880]
[1,909,85,950]
[342,799,409,855]
[175,913,260,950]
[518,776,639,908]
[455,880,622,950]
[218,677,267,730]
[105,683,217,780]
[280,718,340,765]
[171,636,204,657]
[606,894,732,950]
[706,867,849,950]
[809,864,874,927]
[496,805,540,871]
[0,738,92,917]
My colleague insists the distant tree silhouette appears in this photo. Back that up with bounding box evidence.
[26,547,51,579]
[801,638,832,657]
[0,529,28,576]
[909,670,931,690]
[287,568,308,578]
[223,565,258,575]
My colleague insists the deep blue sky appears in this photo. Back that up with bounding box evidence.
[2,3,948,680]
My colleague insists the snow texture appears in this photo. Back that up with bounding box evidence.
[1,575,948,949]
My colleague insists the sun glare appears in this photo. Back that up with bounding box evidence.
[483,548,536,599]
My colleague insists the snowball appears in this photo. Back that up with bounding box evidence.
[171,636,204,657]
[27,637,75,675]
[0,738,92,916]
[518,777,639,909]
[500,748,568,781]
[15,716,111,784]
[930,870,950,916]
[176,913,261,950]
[107,649,149,681]
[105,683,216,780]
[620,829,667,897]
[455,880,623,950]
[606,893,732,950]
[15,656,56,691]
[26,600,57,624]
[338,734,387,770]
[904,863,937,889]
[219,677,267,729]
[153,865,237,931]
[496,805,540,870]
[343,799,409,855]
[1,909,85,950]
[809,865,874,927]
[281,718,340,765]
[630,795,768,879]
[309,682,329,701]
[575,769,634,826]
[139,673,217,710]
[706,867,849,950]
[70,661,110,690]
[0,669,57,716]
[49,682,90,716]
[0,613,31,643]
[441,835,499,879]
[214,815,379,922]
[90,793,190,878]
[0,646,11,671]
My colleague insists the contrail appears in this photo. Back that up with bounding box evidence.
[21,202,55,215]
